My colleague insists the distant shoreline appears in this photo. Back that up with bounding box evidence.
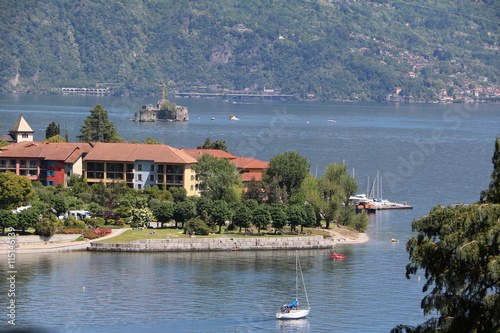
[4,92,500,104]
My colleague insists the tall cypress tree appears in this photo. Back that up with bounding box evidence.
[77,104,122,143]
[480,137,500,203]
[45,122,60,139]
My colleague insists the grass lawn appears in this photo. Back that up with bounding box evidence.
[96,226,331,243]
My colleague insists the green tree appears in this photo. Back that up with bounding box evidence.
[393,204,500,333]
[480,137,500,204]
[252,205,270,233]
[192,154,242,202]
[77,104,122,143]
[0,210,18,233]
[300,174,322,227]
[0,172,33,209]
[263,151,310,199]
[35,214,59,237]
[303,204,317,230]
[197,137,229,152]
[244,199,259,212]
[184,216,212,235]
[45,122,60,139]
[16,208,40,232]
[211,200,231,233]
[169,187,187,202]
[130,207,153,228]
[86,202,103,215]
[287,205,306,232]
[51,195,69,217]
[158,99,177,119]
[232,203,252,232]
[152,201,174,228]
[264,176,289,204]
[173,200,196,228]
[316,163,358,229]
[269,202,288,232]
[44,135,68,143]
[143,136,162,144]
[68,175,91,196]
[243,178,264,203]
[195,197,214,217]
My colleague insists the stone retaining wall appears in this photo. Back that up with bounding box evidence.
[88,235,334,252]
[0,234,81,244]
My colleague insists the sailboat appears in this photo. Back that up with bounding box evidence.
[276,251,311,319]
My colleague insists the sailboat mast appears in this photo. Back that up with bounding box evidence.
[297,252,310,309]
[295,253,299,301]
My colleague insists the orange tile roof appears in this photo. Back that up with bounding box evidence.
[84,142,197,164]
[0,142,92,162]
[241,172,264,182]
[232,157,268,170]
[182,149,238,160]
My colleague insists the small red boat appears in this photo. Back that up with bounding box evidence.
[330,253,347,260]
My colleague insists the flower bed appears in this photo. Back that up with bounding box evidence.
[82,228,112,240]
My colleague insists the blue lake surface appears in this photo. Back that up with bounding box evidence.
[0,95,499,332]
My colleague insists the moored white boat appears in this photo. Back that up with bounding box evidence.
[276,308,310,319]
[276,251,311,320]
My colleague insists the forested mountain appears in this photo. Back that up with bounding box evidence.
[1,0,499,101]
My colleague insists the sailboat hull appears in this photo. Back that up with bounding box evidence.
[276,309,310,319]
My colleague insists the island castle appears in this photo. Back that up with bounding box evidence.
[138,83,189,122]
[138,101,189,122]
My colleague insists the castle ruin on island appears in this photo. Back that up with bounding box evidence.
[137,84,189,122]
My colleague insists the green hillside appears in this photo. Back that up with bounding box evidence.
[1,0,499,101]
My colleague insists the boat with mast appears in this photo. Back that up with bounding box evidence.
[350,171,413,211]
[276,251,311,319]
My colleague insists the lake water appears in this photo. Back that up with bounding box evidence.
[0,95,499,332]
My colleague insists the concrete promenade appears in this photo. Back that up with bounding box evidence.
[0,228,368,254]
[89,235,335,252]
[0,229,129,254]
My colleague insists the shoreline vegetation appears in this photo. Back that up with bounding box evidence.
[0,226,368,253]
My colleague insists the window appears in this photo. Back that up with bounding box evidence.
[137,184,142,190]
[137,174,142,181]
[86,162,103,171]
[46,181,54,186]
[149,175,154,182]
[150,165,155,172]
[22,133,29,138]
[47,170,55,177]
[137,164,143,171]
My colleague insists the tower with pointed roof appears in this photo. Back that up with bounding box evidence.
[9,115,34,143]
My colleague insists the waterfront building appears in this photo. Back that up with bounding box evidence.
[0,141,92,186]
[0,117,268,194]
[182,149,269,184]
[82,142,198,194]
